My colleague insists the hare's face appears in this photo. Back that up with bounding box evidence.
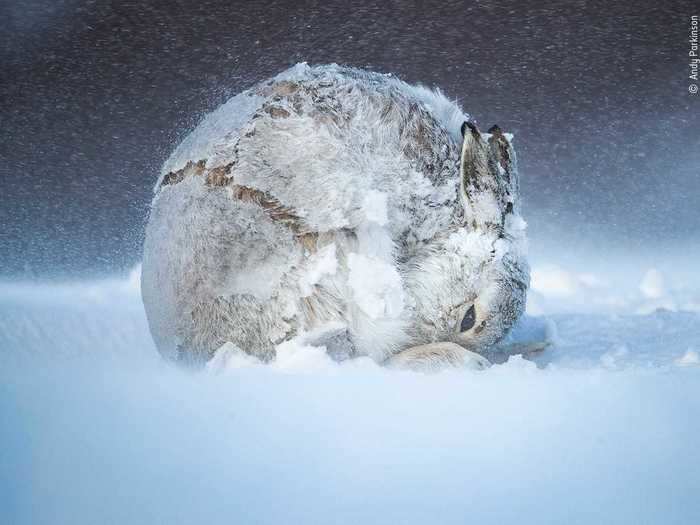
[404,225,528,353]
[451,251,528,353]
[400,121,528,358]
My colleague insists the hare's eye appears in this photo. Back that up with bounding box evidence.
[460,305,476,332]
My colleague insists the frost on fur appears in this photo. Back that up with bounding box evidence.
[141,63,529,368]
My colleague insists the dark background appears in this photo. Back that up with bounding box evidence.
[1,0,698,278]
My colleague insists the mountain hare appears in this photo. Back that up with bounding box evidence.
[142,64,529,371]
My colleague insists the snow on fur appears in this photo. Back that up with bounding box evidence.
[142,64,529,366]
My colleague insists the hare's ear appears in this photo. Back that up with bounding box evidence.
[487,124,518,208]
[459,121,519,234]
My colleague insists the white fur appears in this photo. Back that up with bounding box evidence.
[142,64,529,366]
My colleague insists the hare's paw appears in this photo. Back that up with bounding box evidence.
[385,342,490,373]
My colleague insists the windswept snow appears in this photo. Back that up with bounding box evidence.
[1,263,700,524]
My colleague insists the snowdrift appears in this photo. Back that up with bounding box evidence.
[1,264,699,524]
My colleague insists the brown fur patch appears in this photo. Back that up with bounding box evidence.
[205,164,231,187]
[157,156,312,238]
[161,159,206,187]
[159,160,233,191]
[229,184,306,233]
[298,232,319,253]
[270,81,300,97]
[265,106,291,119]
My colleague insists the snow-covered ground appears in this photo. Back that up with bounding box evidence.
[1,263,699,524]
